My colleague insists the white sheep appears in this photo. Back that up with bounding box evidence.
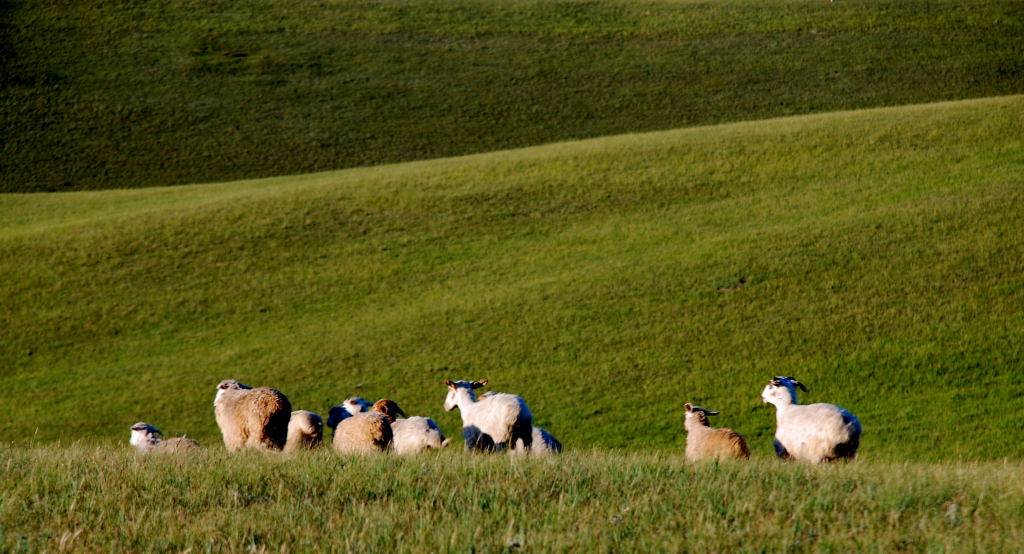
[284,410,324,453]
[372,398,451,455]
[443,379,532,453]
[761,376,861,463]
[129,422,200,453]
[213,379,292,452]
[682,403,749,461]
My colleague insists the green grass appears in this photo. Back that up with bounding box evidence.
[3,0,1023,191]
[2,96,1023,461]
[2,445,1023,552]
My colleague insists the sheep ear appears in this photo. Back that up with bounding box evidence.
[444,380,454,388]
[684,403,693,412]
[791,379,808,392]
[473,379,488,389]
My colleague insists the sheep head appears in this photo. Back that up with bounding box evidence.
[683,403,719,429]
[341,397,372,416]
[129,422,162,448]
[372,398,406,422]
[214,379,252,407]
[216,379,252,391]
[130,422,161,435]
[444,379,485,411]
[762,376,805,406]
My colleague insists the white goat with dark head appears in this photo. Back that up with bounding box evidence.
[761,376,861,463]
[444,379,532,453]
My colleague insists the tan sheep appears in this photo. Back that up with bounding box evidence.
[683,403,750,461]
[332,410,393,454]
[284,410,324,453]
[129,422,200,453]
[213,379,292,452]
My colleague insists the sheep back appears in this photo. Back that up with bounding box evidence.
[473,393,533,449]
[285,410,324,453]
[332,412,393,454]
[391,416,448,455]
[685,426,749,461]
[152,437,201,453]
[774,402,861,463]
[215,387,292,452]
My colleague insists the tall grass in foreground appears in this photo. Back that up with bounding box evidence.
[0,445,1021,552]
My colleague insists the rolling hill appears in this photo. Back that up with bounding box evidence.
[2,95,1022,461]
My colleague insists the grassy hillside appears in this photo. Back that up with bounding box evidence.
[3,0,1023,192]
[2,446,1023,552]
[2,96,1022,461]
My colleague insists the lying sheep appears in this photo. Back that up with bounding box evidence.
[761,376,861,463]
[444,379,532,453]
[372,398,450,455]
[682,403,749,461]
[284,410,324,453]
[129,422,200,453]
[213,379,292,452]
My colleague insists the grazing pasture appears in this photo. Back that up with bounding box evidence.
[4,1,1023,550]
[2,96,1022,462]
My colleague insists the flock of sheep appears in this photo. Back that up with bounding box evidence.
[130,376,861,464]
